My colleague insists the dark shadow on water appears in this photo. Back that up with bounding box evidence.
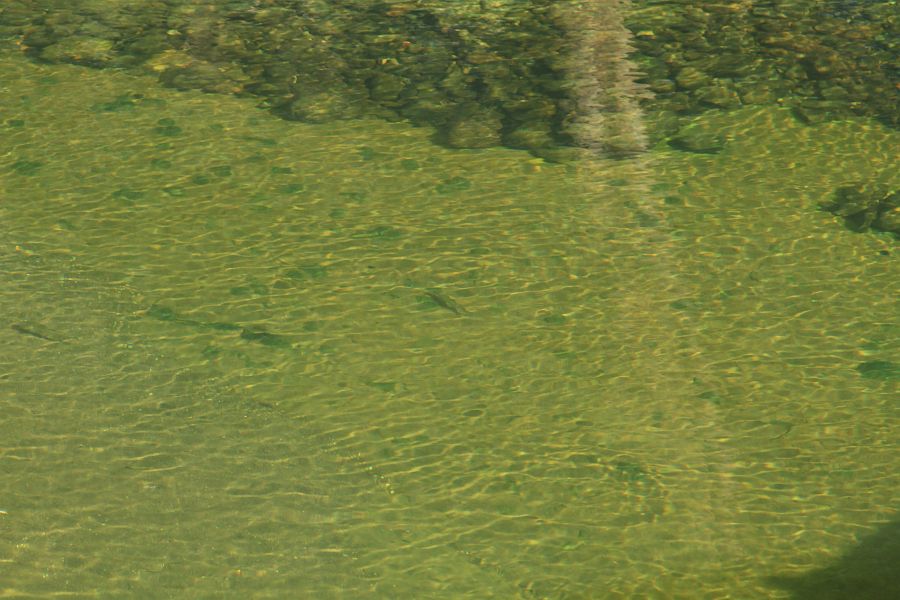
[765,519,900,599]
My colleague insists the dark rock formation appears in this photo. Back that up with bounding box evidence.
[822,184,899,237]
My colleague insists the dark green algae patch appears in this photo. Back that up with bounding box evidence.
[856,360,900,381]
[145,304,292,349]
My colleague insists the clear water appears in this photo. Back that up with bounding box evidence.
[0,3,897,599]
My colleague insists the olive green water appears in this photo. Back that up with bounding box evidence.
[0,42,897,599]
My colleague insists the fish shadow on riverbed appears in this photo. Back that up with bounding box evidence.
[10,322,65,343]
[415,288,468,316]
[144,304,293,348]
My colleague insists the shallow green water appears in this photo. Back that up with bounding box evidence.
[0,13,897,600]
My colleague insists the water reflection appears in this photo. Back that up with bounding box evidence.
[556,0,651,157]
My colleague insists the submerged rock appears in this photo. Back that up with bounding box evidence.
[41,36,115,67]
[822,184,899,236]
[6,0,897,155]
[668,123,727,153]
[443,105,503,148]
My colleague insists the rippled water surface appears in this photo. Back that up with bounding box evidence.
[1,2,897,598]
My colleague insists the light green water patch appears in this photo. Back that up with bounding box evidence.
[1,45,897,598]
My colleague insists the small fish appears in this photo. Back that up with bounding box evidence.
[422,289,467,315]
[240,328,292,348]
[145,304,178,322]
[11,323,61,342]
[145,304,290,347]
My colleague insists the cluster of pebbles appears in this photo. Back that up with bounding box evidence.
[1,0,896,159]
[628,1,898,133]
